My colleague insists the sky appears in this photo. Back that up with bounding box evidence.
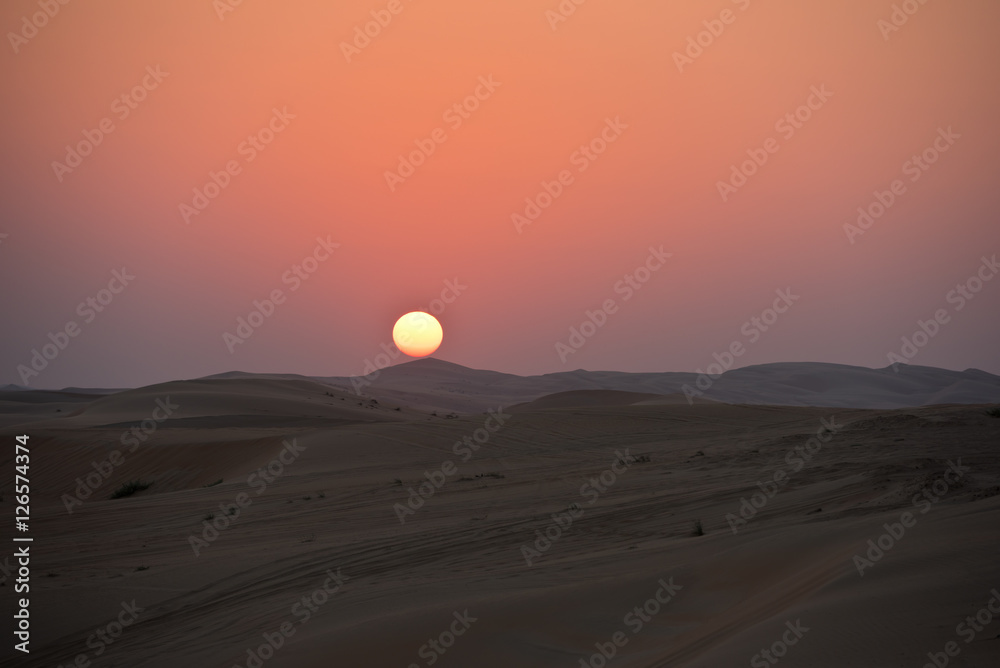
[1,0,998,389]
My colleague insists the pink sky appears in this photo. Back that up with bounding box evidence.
[1,0,998,388]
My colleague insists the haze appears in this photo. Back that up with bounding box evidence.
[2,0,999,390]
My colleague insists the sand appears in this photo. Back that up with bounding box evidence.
[3,363,1000,667]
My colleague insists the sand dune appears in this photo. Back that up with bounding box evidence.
[509,390,663,411]
[317,358,1000,413]
[5,375,999,667]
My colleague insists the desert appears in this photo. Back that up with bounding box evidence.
[3,360,999,667]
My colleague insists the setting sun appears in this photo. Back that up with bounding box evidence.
[392,311,443,358]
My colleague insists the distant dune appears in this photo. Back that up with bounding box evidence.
[9,372,1000,667]
[509,389,664,411]
[314,358,1000,412]
[5,360,998,421]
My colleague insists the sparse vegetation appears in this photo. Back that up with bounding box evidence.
[986,407,1000,418]
[692,519,705,537]
[393,478,403,486]
[135,566,149,572]
[110,480,150,499]
[205,478,223,487]
[461,473,506,481]
[619,454,651,466]
[204,513,215,521]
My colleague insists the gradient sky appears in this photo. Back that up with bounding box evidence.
[1,0,998,389]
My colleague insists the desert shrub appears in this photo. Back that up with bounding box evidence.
[110,480,150,499]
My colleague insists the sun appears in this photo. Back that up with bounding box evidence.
[392,311,443,358]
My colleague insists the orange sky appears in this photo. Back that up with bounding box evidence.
[2,0,999,387]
